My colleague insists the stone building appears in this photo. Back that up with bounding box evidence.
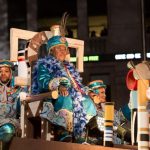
[1,0,150,108]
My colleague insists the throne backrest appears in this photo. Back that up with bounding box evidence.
[10,28,84,85]
[9,27,84,139]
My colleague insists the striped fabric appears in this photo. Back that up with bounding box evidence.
[103,102,114,147]
[137,80,149,150]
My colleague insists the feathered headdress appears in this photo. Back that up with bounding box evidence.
[47,12,69,52]
[60,12,69,37]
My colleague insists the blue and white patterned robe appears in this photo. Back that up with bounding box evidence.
[32,56,97,137]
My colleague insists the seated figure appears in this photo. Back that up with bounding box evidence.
[31,26,97,142]
[87,80,131,145]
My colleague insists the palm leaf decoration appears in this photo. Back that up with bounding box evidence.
[60,12,69,37]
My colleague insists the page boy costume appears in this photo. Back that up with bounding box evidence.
[87,80,131,145]
[0,60,22,143]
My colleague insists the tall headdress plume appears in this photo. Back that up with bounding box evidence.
[60,12,69,37]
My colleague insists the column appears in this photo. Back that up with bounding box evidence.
[107,0,143,54]
[26,0,38,31]
[0,0,9,59]
[76,0,89,50]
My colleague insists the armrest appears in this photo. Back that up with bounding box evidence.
[20,90,58,103]
[20,90,58,139]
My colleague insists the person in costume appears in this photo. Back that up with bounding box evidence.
[0,60,22,147]
[86,80,131,145]
[31,25,97,142]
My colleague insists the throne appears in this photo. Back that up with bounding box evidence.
[10,27,84,141]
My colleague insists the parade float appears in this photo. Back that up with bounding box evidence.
[8,24,150,150]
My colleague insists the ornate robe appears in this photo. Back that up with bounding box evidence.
[0,84,22,129]
[32,56,97,137]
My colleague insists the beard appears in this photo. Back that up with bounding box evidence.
[0,78,11,85]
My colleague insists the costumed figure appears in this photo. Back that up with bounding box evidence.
[125,67,137,145]
[31,16,97,142]
[86,80,131,145]
[127,60,150,149]
[0,60,23,147]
